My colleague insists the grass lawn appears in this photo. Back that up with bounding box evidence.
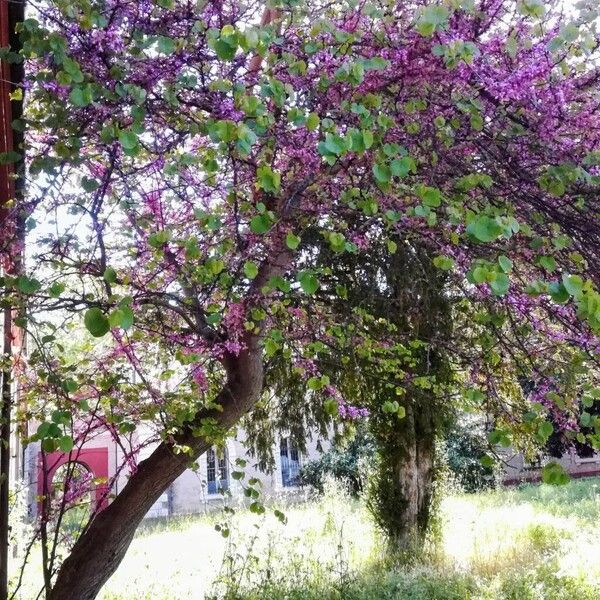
[11,477,600,599]
[98,477,600,600]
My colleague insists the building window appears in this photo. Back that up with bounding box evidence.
[206,447,229,495]
[280,437,300,487]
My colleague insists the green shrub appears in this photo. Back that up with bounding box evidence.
[443,417,499,493]
[299,429,375,495]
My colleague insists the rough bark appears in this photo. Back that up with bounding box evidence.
[373,403,437,551]
[392,407,419,548]
[415,406,436,534]
[365,242,451,552]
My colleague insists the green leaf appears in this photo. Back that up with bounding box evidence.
[208,119,237,143]
[17,276,41,295]
[119,306,134,330]
[518,0,546,19]
[488,429,511,447]
[286,232,301,250]
[244,261,259,279]
[349,130,366,154]
[329,232,346,253]
[416,5,450,37]
[69,85,93,107]
[383,401,405,417]
[323,133,346,156]
[256,165,281,194]
[390,156,416,178]
[472,267,488,283]
[490,273,510,296]
[562,274,583,297]
[0,150,21,165]
[498,255,513,273]
[249,501,265,514]
[549,282,569,304]
[49,281,66,298]
[372,163,391,184]
[64,378,79,393]
[537,420,554,440]
[432,255,455,271]
[109,306,134,330]
[213,39,237,61]
[307,376,324,391]
[250,214,271,235]
[109,309,125,328]
[58,436,74,453]
[323,398,339,416]
[306,112,320,131]
[466,216,504,243]
[82,176,100,192]
[41,438,57,453]
[103,267,117,284]
[418,186,442,207]
[505,34,519,58]
[480,455,494,468]
[157,36,176,54]
[538,256,557,272]
[148,229,171,248]
[244,28,259,49]
[118,130,139,151]
[84,307,110,338]
[298,271,319,295]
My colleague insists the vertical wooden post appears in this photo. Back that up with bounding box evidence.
[0,1,25,598]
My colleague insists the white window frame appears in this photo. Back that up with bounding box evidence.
[279,437,301,488]
[205,446,229,497]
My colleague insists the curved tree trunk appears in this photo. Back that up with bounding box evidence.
[48,340,264,600]
[48,443,193,600]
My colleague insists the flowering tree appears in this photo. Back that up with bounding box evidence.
[2,0,600,598]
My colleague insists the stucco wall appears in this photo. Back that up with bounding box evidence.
[503,450,600,484]
[20,425,331,519]
[164,432,330,516]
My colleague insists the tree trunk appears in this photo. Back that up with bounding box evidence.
[372,403,437,551]
[48,342,264,600]
[367,243,450,551]
[48,442,199,600]
[415,405,436,535]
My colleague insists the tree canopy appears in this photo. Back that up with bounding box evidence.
[2,0,600,597]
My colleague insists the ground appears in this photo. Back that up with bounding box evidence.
[11,478,600,599]
[103,478,600,600]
